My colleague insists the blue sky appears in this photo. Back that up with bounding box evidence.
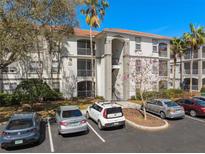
[77,0,205,37]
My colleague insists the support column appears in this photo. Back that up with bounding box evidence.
[123,40,130,100]
[104,38,112,100]
[198,60,203,91]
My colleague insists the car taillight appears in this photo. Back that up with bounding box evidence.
[60,121,69,126]
[1,131,8,136]
[80,120,87,124]
[201,108,205,112]
[103,109,107,118]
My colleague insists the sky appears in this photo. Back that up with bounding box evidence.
[77,0,205,37]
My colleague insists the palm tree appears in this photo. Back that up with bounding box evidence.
[183,24,205,93]
[170,38,186,89]
[81,0,109,97]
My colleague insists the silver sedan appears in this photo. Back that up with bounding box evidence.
[55,106,88,135]
[144,99,185,119]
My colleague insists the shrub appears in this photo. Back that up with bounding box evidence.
[95,96,104,100]
[0,93,21,106]
[201,86,205,93]
[14,79,62,104]
[135,89,183,101]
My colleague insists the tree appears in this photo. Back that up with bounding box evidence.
[170,38,186,89]
[0,0,80,92]
[81,0,109,97]
[128,58,160,120]
[183,24,205,93]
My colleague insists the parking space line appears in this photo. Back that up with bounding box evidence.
[87,122,106,143]
[186,115,205,123]
[47,118,55,153]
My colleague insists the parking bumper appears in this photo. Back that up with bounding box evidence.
[59,124,88,134]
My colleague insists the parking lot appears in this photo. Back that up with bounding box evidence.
[1,115,205,153]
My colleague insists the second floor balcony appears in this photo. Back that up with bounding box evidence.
[77,70,94,77]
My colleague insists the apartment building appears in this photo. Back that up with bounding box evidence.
[170,46,205,91]
[1,28,171,100]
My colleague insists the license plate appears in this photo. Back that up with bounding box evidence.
[113,122,119,126]
[15,140,23,145]
[71,122,80,126]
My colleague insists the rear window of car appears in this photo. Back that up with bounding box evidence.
[164,101,179,107]
[107,107,122,114]
[196,100,205,107]
[7,119,33,130]
[62,110,82,118]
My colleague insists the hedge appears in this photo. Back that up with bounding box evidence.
[134,89,183,101]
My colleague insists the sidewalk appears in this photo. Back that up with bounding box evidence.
[116,101,141,109]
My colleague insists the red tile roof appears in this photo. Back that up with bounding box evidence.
[103,28,172,40]
[74,28,99,37]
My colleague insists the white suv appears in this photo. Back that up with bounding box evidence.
[86,101,125,130]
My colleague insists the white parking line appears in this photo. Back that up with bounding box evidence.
[47,118,55,153]
[186,115,205,123]
[87,122,106,143]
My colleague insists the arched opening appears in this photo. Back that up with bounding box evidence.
[183,78,198,91]
[77,81,94,98]
[159,80,168,90]
[159,43,168,57]
[77,39,95,56]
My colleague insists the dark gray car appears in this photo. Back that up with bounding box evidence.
[145,99,185,119]
[1,112,41,149]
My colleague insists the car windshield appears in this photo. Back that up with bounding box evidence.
[7,119,33,130]
[62,110,82,118]
[164,101,179,107]
[196,100,205,107]
[107,107,122,114]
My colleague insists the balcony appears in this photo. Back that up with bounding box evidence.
[159,52,168,58]
[77,70,93,77]
[77,48,96,56]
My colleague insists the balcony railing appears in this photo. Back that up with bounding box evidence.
[184,69,198,75]
[159,71,168,77]
[159,51,168,57]
[77,70,94,77]
[203,52,205,58]
[184,53,198,59]
[77,48,96,56]
[77,90,92,97]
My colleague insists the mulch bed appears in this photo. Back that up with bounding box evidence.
[123,108,165,127]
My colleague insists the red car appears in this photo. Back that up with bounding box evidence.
[176,98,205,117]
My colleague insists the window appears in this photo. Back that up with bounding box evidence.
[77,59,94,77]
[159,43,168,57]
[77,40,95,55]
[52,61,59,73]
[152,60,158,74]
[52,80,60,92]
[152,39,158,53]
[135,37,141,51]
[62,110,82,118]
[136,60,141,73]
[77,81,93,97]
[29,61,42,73]
[156,101,163,106]
[184,99,193,105]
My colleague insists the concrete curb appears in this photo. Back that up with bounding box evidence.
[125,118,169,131]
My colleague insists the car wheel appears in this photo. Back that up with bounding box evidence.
[190,110,197,117]
[160,112,166,119]
[86,112,90,119]
[98,121,103,130]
